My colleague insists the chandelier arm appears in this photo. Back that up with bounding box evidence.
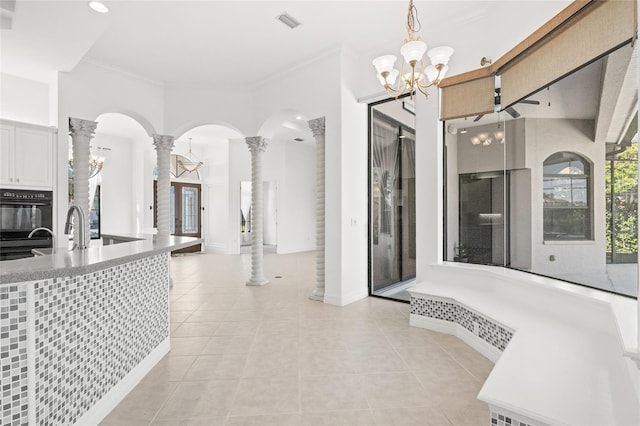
[416,82,431,97]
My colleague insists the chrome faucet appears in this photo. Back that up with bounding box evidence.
[64,205,87,250]
[28,227,56,253]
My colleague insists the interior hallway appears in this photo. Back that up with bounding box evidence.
[102,250,493,425]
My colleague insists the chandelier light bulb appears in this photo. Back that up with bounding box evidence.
[377,69,399,86]
[425,65,438,84]
[400,40,428,64]
[471,137,481,145]
[372,55,397,75]
[427,46,454,67]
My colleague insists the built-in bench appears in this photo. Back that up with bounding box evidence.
[408,263,639,426]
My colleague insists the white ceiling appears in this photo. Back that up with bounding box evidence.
[2,0,573,87]
[3,1,587,144]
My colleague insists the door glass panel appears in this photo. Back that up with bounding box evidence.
[369,99,416,300]
[182,186,199,234]
[170,185,175,235]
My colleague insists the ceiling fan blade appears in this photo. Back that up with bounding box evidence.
[519,99,540,105]
[505,106,520,119]
[474,114,484,122]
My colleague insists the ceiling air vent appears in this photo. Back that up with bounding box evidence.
[294,138,304,142]
[276,12,301,29]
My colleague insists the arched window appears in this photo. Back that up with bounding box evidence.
[543,152,592,240]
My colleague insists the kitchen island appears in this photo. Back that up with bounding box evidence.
[0,234,201,425]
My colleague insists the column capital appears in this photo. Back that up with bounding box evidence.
[69,117,98,138]
[152,134,175,151]
[308,117,325,138]
[246,136,269,153]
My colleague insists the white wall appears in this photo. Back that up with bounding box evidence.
[526,118,606,279]
[56,60,164,246]
[415,90,443,278]
[264,181,277,246]
[337,47,369,305]
[253,48,351,303]
[92,134,134,235]
[201,140,230,252]
[0,73,51,126]
[278,141,316,254]
[164,85,254,137]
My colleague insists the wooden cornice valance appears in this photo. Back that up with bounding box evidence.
[440,0,637,121]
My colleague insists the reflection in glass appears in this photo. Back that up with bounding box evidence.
[445,116,508,267]
[443,42,638,298]
[459,172,507,265]
[606,137,638,264]
[369,102,416,300]
[543,152,591,240]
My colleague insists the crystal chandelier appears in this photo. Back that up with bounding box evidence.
[177,138,203,173]
[372,0,454,99]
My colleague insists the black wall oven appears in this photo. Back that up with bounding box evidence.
[0,189,53,260]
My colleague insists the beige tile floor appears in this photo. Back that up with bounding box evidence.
[102,250,493,426]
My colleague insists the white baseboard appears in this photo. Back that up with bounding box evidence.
[323,288,369,306]
[204,244,229,254]
[74,337,170,426]
[410,314,501,363]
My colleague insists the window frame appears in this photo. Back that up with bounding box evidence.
[543,151,593,241]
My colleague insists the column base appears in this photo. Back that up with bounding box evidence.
[246,278,269,286]
[309,289,324,301]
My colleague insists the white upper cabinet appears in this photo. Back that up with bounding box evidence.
[0,121,55,189]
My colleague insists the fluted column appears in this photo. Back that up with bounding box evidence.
[69,117,98,247]
[246,136,269,286]
[309,117,326,301]
[153,135,175,238]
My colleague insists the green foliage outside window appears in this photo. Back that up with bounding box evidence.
[605,142,638,255]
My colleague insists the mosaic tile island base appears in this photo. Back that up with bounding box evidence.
[0,235,201,425]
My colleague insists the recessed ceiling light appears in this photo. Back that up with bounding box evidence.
[88,1,109,14]
[295,115,303,120]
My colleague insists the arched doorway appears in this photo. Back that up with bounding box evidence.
[173,124,244,253]
[87,112,154,237]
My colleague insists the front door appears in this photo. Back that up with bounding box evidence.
[154,181,202,253]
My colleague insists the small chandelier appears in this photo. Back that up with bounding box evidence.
[177,138,203,173]
[471,128,505,146]
[372,0,454,99]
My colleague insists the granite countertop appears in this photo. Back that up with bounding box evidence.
[0,234,202,285]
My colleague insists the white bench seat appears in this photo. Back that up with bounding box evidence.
[408,263,640,426]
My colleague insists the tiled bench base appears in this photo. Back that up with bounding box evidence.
[410,295,514,361]
[410,294,548,426]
